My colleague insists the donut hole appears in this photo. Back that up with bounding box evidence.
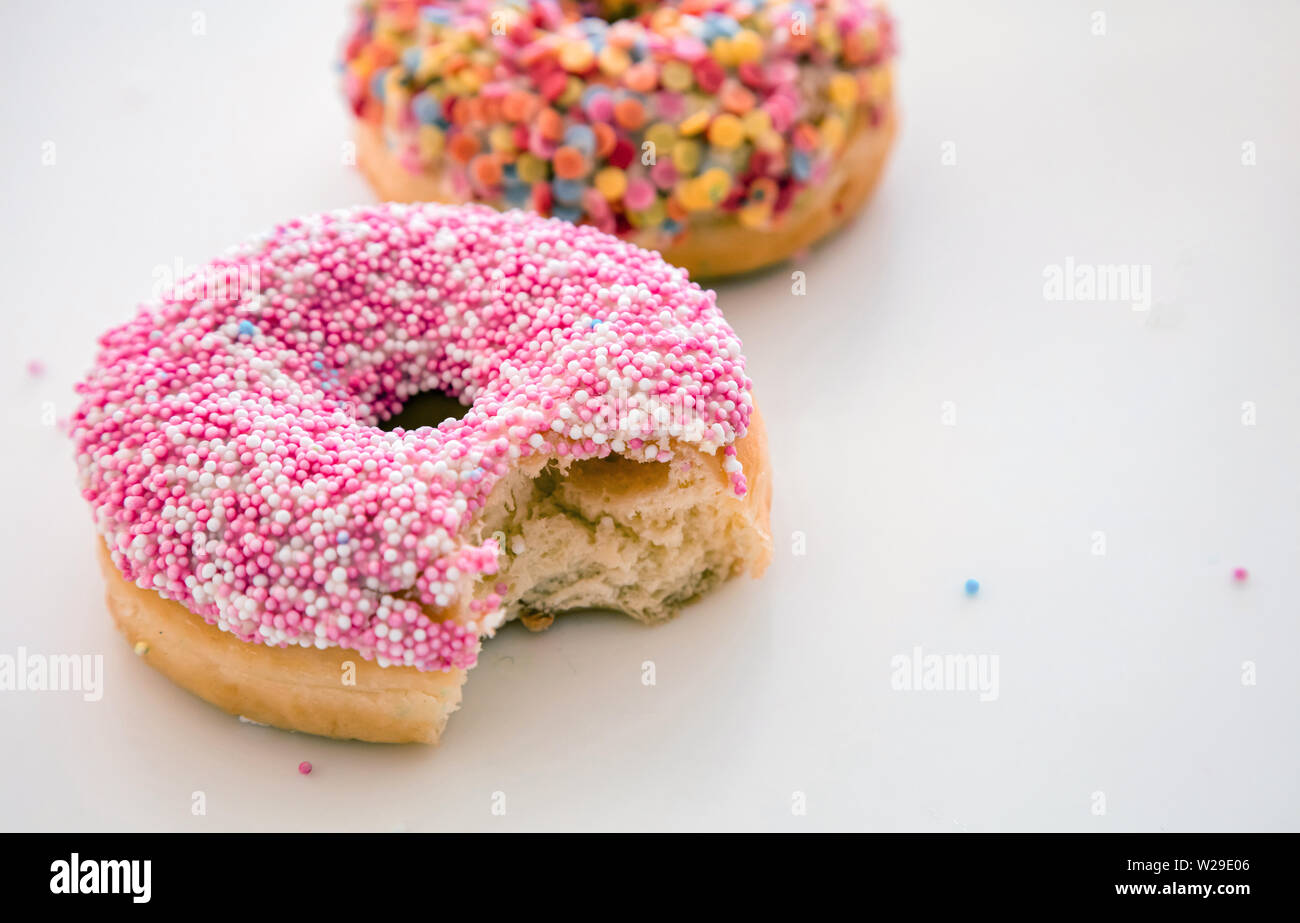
[472,444,767,626]
[376,389,469,431]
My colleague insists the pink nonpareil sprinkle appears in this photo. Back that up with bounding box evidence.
[1233,568,1249,582]
[26,359,45,378]
[298,761,312,775]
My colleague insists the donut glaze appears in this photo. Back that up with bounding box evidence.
[342,0,896,249]
[73,204,755,673]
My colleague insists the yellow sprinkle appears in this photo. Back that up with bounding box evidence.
[682,181,714,211]
[643,198,666,227]
[755,128,784,153]
[560,40,594,73]
[828,73,860,108]
[671,139,703,173]
[597,44,630,77]
[516,152,547,183]
[731,29,763,64]
[594,166,628,201]
[458,69,482,94]
[133,641,150,656]
[418,125,445,161]
[628,197,666,228]
[644,122,678,154]
[416,48,440,81]
[661,60,694,92]
[679,168,732,212]
[817,22,841,56]
[558,75,584,107]
[711,36,736,67]
[820,113,847,151]
[678,110,710,137]
[424,42,452,73]
[741,108,772,140]
[488,124,516,155]
[677,183,708,212]
[700,167,732,201]
[707,113,745,149]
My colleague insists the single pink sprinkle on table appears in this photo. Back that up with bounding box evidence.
[1232,568,1249,582]
[26,359,45,378]
[298,761,312,775]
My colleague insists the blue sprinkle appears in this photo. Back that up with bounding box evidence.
[964,579,980,596]
[552,178,585,206]
[703,13,741,40]
[563,124,596,157]
[552,205,583,224]
[791,150,813,182]
[311,360,323,370]
[504,180,532,207]
[421,8,453,24]
[470,467,484,480]
[370,68,388,104]
[502,161,518,180]
[337,531,350,544]
[402,46,422,74]
[413,91,441,125]
[237,320,257,337]
[662,219,681,234]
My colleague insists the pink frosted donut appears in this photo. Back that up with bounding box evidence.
[74,203,772,743]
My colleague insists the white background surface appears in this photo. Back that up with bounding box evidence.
[2,0,1297,831]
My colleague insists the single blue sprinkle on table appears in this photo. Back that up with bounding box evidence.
[964,579,980,596]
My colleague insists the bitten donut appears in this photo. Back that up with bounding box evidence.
[343,0,897,278]
[73,203,771,744]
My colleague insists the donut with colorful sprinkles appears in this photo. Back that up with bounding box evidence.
[343,0,897,278]
[74,203,772,743]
